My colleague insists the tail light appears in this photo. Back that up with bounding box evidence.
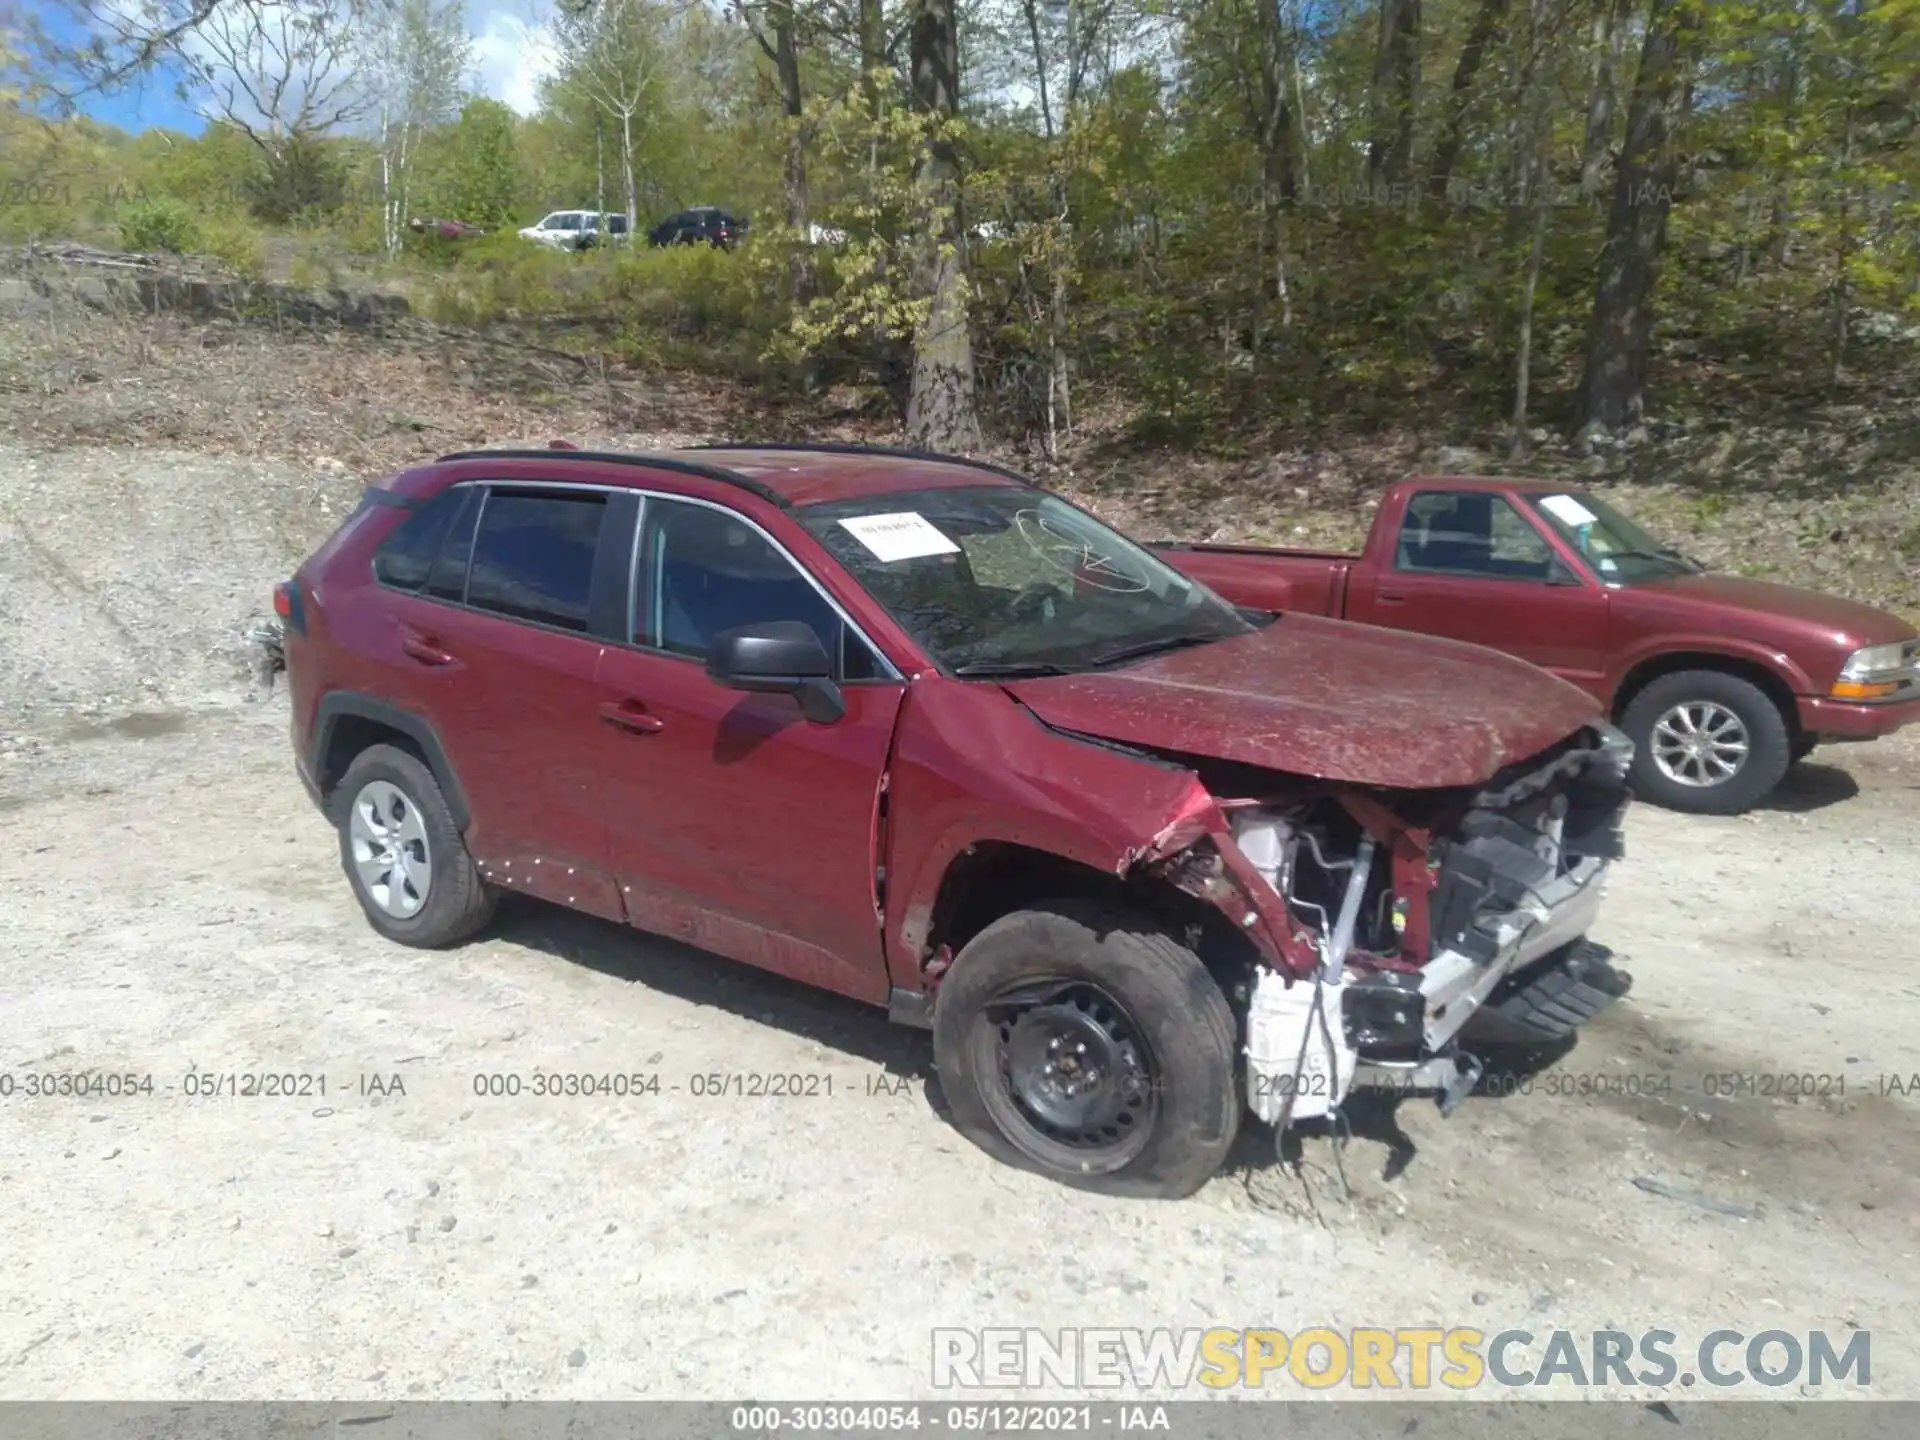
[275,581,307,635]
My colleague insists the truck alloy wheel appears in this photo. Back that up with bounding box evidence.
[1648,700,1750,788]
[931,900,1239,1198]
[1620,670,1791,815]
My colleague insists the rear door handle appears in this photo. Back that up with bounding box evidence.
[600,700,665,734]
[401,631,456,666]
[1376,591,1408,606]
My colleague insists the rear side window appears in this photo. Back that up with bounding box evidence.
[466,490,607,632]
[423,488,481,601]
[372,489,464,591]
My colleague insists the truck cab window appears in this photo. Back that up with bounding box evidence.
[1395,492,1553,581]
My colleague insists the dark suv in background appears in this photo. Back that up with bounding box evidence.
[648,207,747,249]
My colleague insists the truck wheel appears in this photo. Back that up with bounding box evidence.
[1620,670,1791,816]
[931,899,1239,1199]
[333,744,495,948]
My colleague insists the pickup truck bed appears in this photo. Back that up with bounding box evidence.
[1149,541,1356,619]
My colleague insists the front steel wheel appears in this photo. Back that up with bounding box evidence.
[969,979,1159,1174]
[932,900,1238,1199]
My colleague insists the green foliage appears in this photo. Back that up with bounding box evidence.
[611,241,778,369]
[119,197,202,254]
[14,0,1920,448]
[198,218,266,279]
[246,132,346,224]
[445,98,523,228]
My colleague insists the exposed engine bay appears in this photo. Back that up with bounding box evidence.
[1137,723,1636,1130]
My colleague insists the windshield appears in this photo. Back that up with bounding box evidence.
[1525,490,1695,584]
[798,486,1259,673]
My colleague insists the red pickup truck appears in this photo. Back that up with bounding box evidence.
[1151,477,1920,814]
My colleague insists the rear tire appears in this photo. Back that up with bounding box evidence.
[1620,670,1791,815]
[333,744,495,948]
[932,899,1240,1199]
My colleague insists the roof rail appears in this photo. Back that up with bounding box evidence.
[434,448,791,510]
[683,441,1038,489]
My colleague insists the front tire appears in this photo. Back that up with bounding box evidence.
[932,899,1239,1199]
[332,744,495,947]
[1620,670,1791,815]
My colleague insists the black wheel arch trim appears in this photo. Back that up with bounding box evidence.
[310,692,471,830]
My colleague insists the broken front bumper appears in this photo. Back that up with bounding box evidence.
[1408,851,1610,1053]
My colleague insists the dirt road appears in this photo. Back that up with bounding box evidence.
[1,443,1915,1402]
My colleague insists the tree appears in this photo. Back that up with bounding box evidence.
[1427,0,1514,201]
[363,0,471,253]
[734,0,813,300]
[1366,0,1421,188]
[552,0,678,234]
[445,95,521,226]
[178,0,373,216]
[1576,0,1701,435]
[903,0,980,450]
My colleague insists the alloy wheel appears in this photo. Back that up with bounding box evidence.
[347,779,433,918]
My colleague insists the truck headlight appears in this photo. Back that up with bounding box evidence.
[1832,642,1916,699]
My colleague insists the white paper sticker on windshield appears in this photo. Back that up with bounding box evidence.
[838,512,962,563]
[1539,494,1599,527]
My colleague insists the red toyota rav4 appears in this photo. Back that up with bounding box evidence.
[281,444,1636,1197]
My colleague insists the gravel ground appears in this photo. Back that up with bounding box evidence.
[0,442,1916,1403]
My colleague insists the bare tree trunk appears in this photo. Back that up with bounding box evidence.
[396,121,411,248]
[620,109,638,236]
[904,0,980,452]
[1367,0,1421,189]
[1580,0,1632,199]
[1576,0,1698,436]
[859,0,887,121]
[380,109,397,256]
[1765,17,1804,267]
[596,118,605,219]
[1428,0,1512,202]
[1830,100,1855,386]
[771,0,811,302]
[1510,0,1553,458]
[1251,0,1297,369]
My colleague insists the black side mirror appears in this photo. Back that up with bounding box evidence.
[1547,556,1585,587]
[707,621,846,724]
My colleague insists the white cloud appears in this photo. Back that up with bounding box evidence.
[469,4,559,115]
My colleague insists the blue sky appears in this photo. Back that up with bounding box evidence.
[13,0,557,135]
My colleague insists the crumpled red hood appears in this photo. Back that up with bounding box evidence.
[1002,614,1604,789]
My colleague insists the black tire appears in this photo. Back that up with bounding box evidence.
[1619,669,1792,815]
[331,744,495,947]
[1791,736,1818,765]
[931,899,1239,1199]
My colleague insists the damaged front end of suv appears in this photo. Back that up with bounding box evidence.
[1130,724,1636,1128]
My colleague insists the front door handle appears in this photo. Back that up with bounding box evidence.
[600,700,665,734]
[401,632,456,665]
[1376,591,1408,606]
